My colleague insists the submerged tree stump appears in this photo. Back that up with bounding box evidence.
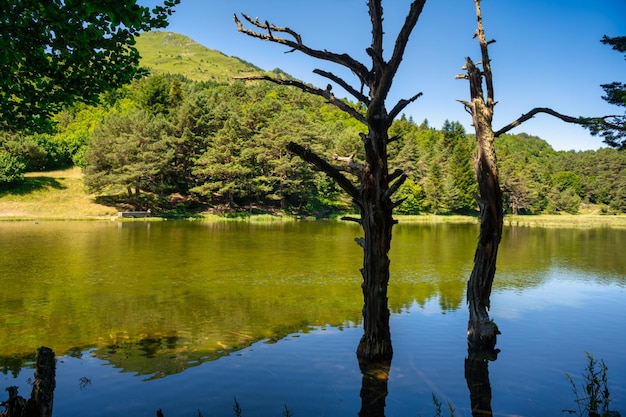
[1,347,55,417]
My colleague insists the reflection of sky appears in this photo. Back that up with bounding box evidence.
[492,267,626,320]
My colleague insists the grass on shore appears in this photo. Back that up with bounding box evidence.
[1,168,626,228]
[0,167,117,220]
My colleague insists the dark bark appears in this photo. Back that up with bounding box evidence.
[237,1,426,362]
[1,347,55,417]
[466,98,502,348]
[355,129,394,360]
[27,347,55,417]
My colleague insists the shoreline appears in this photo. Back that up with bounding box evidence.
[2,168,626,228]
[2,213,626,229]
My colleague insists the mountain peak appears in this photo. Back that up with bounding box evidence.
[135,31,263,83]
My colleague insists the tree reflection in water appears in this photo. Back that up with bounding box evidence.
[356,346,499,417]
[465,346,499,417]
[358,358,391,417]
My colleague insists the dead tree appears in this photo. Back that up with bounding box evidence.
[457,0,620,349]
[456,0,502,349]
[234,0,426,361]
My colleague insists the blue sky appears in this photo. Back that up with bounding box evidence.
[149,0,625,151]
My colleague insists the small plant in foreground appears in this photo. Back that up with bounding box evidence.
[425,393,455,417]
[281,404,293,417]
[233,397,242,417]
[562,352,619,417]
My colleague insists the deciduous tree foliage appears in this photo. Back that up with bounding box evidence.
[0,0,179,133]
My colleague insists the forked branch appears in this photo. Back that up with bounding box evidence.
[378,1,427,98]
[313,69,370,104]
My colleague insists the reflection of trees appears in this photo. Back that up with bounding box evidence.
[502,227,626,283]
[95,333,231,378]
[356,345,500,417]
[0,353,36,379]
[464,346,499,417]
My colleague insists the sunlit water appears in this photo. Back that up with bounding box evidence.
[0,220,624,416]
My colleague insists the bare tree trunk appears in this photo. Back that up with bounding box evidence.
[460,0,620,350]
[467,96,502,348]
[457,0,502,349]
[356,131,394,359]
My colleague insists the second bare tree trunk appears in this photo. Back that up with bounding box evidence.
[467,113,502,349]
[460,0,503,350]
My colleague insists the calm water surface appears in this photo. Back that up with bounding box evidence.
[0,220,624,416]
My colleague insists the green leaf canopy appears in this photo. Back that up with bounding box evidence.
[0,0,179,133]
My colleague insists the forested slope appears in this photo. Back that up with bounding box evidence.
[1,32,624,215]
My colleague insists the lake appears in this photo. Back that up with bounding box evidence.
[0,220,624,417]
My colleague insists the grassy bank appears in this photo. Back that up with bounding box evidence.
[0,168,117,220]
[1,168,626,228]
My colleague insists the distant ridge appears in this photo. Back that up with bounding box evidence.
[134,31,264,83]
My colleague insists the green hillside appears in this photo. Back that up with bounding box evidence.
[134,31,263,83]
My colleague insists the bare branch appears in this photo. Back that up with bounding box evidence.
[473,0,494,106]
[313,69,370,104]
[388,168,404,182]
[381,1,427,96]
[341,216,362,225]
[494,107,589,137]
[366,46,386,71]
[388,92,423,121]
[287,142,360,200]
[456,99,473,115]
[368,0,384,58]
[235,13,370,83]
[333,154,365,176]
[391,197,408,209]
[384,173,408,200]
[235,74,367,125]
